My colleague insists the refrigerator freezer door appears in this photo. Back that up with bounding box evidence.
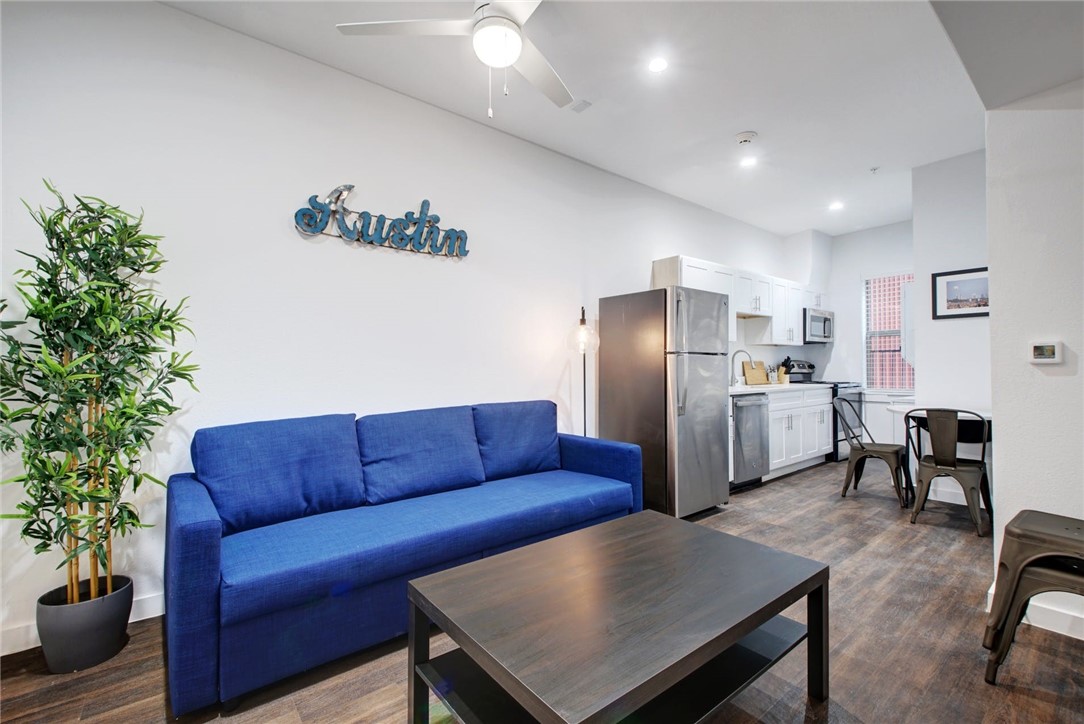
[666,286,728,354]
[667,353,730,516]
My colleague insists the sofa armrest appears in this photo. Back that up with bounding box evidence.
[558,434,643,513]
[165,473,223,716]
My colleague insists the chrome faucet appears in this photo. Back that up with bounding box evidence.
[731,349,752,386]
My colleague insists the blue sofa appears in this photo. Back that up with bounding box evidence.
[164,400,642,715]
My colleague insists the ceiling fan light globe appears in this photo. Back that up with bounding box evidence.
[472,16,522,68]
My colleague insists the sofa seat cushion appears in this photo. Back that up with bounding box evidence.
[473,401,560,481]
[219,470,633,625]
[357,405,486,504]
[192,414,365,535]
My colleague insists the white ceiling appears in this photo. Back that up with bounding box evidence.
[170,1,988,237]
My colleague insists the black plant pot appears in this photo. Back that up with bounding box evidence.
[36,575,133,673]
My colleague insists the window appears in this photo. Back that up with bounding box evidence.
[865,273,914,390]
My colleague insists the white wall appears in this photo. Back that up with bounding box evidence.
[822,221,914,384]
[778,230,833,291]
[987,82,1084,639]
[911,150,991,409]
[0,3,802,654]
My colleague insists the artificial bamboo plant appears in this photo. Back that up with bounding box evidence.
[1,182,196,604]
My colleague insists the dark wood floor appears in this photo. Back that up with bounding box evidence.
[3,462,1082,722]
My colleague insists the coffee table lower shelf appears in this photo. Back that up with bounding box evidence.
[416,614,807,723]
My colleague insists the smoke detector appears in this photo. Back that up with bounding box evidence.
[735,131,758,145]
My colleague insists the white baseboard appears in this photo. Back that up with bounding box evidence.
[985,582,1084,641]
[762,457,823,482]
[1,592,163,657]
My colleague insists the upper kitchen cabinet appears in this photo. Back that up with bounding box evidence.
[651,256,737,342]
[732,270,773,317]
[803,288,830,311]
[748,278,804,345]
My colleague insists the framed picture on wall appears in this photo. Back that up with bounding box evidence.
[931,267,989,319]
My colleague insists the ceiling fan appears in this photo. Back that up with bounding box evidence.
[336,1,574,115]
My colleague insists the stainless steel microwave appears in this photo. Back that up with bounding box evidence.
[804,308,834,343]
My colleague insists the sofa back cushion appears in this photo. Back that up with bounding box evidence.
[191,414,365,535]
[357,405,486,504]
[472,401,560,481]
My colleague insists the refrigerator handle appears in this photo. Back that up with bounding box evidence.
[680,292,689,351]
[677,354,688,416]
[676,289,688,352]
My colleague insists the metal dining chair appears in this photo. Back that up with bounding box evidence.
[905,408,992,536]
[983,510,1084,684]
[835,397,909,508]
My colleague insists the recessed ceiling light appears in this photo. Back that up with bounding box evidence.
[648,57,668,73]
[828,201,845,211]
[740,156,757,168]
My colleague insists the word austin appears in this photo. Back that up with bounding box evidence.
[294,185,469,258]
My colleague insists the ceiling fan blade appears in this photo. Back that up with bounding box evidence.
[513,36,574,108]
[488,0,543,27]
[336,18,473,37]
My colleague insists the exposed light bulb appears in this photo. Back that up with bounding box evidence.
[648,57,668,73]
[828,201,844,211]
[567,309,600,354]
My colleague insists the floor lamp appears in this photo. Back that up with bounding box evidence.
[569,306,600,436]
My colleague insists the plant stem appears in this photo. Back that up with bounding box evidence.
[66,501,76,605]
[88,397,99,601]
[103,453,112,595]
[71,512,80,604]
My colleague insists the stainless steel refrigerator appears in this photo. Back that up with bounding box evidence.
[598,287,730,517]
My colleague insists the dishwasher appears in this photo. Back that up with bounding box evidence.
[732,394,770,489]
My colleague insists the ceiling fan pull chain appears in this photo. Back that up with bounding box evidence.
[504,66,509,96]
[488,66,494,119]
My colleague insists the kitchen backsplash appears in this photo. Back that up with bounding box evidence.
[734,318,832,380]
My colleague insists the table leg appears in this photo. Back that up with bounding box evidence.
[903,419,916,507]
[408,601,430,723]
[807,580,829,702]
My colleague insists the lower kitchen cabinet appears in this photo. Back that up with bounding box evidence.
[766,388,833,472]
[802,405,833,457]
[769,409,802,468]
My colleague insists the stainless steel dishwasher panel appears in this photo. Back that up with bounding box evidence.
[733,394,770,486]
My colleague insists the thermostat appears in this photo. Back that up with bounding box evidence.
[1030,341,1062,365]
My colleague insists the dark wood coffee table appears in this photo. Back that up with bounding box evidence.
[408,510,829,723]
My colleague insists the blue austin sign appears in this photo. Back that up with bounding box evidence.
[294,185,469,258]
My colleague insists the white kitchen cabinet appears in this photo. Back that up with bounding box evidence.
[803,289,829,311]
[786,282,803,343]
[784,411,804,464]
[748,279,804,345]
[766,387,832,471]
[651,256,738,342]
[769,409,803,469]
[733,270,772,316]
[803,404,833,456]
[769,409,788,468]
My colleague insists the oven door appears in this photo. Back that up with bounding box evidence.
[804,309,833,343]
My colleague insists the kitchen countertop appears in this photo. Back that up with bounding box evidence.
[730,383,832,395]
